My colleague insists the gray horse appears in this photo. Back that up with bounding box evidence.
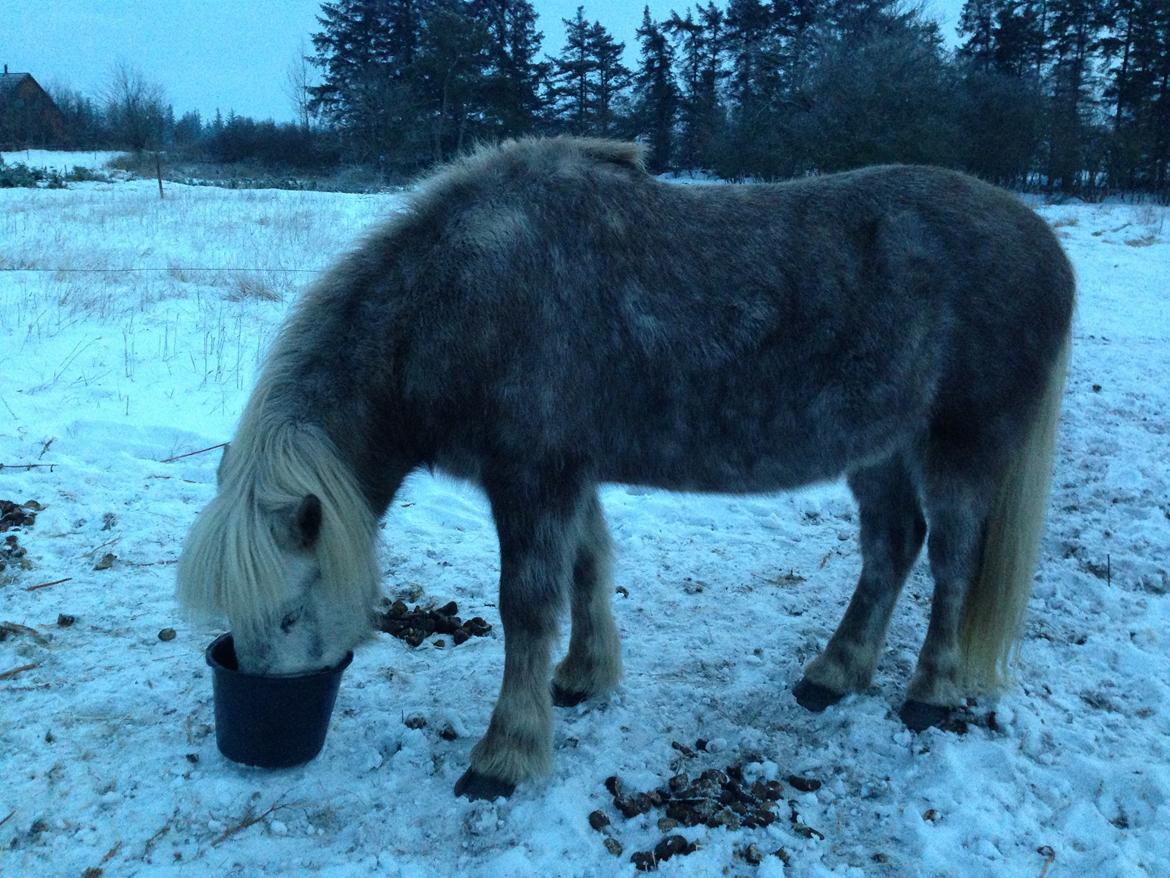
[178,137,1074,800]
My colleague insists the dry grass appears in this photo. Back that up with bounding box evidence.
[1124,234,1158,248]
[225,273,285,303]
[0,181,405,402]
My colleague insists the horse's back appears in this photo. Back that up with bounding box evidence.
[385,142,1072,489]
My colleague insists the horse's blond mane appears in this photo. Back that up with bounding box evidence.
[176,382,380,637]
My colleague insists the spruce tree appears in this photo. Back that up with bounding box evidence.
[631,7,678,171]
[471,0,547,137]
[958,0,1000,70]
[665,5,726,171]
[1046,0,1104,190]
[587,21,631,137]
[310,0,423,165]
[412,1,491,161]
[546,7,596,133]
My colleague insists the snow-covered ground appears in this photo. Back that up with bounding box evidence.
[1,179,1167,877]
[0,149,127,173]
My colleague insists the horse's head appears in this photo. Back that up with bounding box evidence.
[177,431,381,675]
[224,491,373,675]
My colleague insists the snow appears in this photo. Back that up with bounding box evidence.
[1,180,1167,876]
[0,149,128,173]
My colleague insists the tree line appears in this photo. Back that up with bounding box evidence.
[44,61,338,171]
[42,0,1170,196]
[305,0,1170,195]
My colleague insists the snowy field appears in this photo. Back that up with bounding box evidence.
[0,149,127,173]
[0,176,1167,877]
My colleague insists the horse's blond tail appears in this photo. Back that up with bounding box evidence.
[959,328,1071,694]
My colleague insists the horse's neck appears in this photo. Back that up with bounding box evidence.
[252,360,404,519]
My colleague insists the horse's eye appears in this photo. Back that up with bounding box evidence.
[280,610,300,632]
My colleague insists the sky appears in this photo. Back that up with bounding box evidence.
[2,1,966,123]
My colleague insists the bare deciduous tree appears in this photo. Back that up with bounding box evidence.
[103,60,168,151]
[284,40,316,130]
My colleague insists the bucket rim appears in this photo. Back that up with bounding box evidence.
[205,632,354,680]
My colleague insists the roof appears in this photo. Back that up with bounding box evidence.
[0,72,36,98]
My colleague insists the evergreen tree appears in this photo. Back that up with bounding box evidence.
[412,1,491,161]
[665,10,705,167]
[1119,0,1170,192]
[662,4,727,171]
[631,7,678,171]
[1152,3,1170,193]
[724,0,775,120]
[471,0,547,137]
[956,2,1046,185]
[309,0,423,165]
[1098,0,1170,191]
[545,8,629,136]
[993,1,1047,80]
[173,110,203,149]
[1046,0,1103,190]
[958,0,1000,70]
[722,0,782,175]
[956,67,1044,185]
[799,13,959,174]
[546,7,596,133]
[694,2,728,168]
[587,21,631,136]
[49,86,107,149]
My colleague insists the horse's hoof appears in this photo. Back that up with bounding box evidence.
[899,700,953,732]
[792,678,844,713]
[551,681,589,708]
[454,769,516,801]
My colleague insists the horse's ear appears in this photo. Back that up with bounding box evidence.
[216,443,231,486]
[292,494,322,550]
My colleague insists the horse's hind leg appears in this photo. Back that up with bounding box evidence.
[794,454,926,711]
[900,454,998,731]
[454,468,588,800]
[552,491,623,707]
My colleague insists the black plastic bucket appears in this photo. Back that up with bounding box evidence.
[205,633,353,768]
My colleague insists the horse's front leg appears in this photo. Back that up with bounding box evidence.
[454,469,587,800]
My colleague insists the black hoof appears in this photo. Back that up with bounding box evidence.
[454,769,516,801]
[551,681,589,708]
[899,700,954,732]
[792,678,845,713]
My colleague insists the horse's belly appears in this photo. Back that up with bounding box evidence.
[598,407,905,493]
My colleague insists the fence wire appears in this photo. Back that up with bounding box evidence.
[0,267,317,273]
